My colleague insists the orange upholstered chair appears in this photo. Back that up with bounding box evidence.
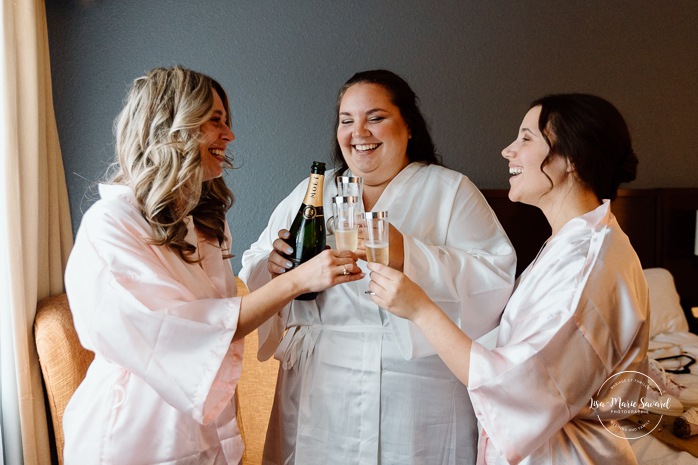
[34,293,95,465]
[235,279,280,465]
[35,280,279,465]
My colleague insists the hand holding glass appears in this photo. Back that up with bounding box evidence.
[332,196,360,252]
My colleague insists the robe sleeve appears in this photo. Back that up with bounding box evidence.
[238,180,309,361]
[388,175,516,358]
[467,231,648,464]
[65,201,243,425]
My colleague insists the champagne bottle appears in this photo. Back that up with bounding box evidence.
[286,161,326,300]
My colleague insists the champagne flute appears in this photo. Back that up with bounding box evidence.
[332,196,360,252]
[364,211,389,294]
[336,176,364,211]
[328,175,363,235]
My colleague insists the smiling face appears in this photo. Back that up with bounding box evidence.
[501,105,569,209]
[336,83,411,188]
[200,89,234,181]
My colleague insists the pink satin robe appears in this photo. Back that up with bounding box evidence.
[63,184,244,465]
[468,201,649,465]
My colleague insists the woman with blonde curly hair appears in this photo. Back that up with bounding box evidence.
[62,66,363,465]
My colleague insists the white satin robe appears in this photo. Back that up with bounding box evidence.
[468,201,649,465]
[239,162,516,465]
[63,184,245,465]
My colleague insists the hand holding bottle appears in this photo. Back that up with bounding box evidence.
[267,228,322,277]
[268,229,362,282]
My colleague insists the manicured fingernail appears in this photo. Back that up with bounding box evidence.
[286,247,293,254]
[286,261,293,268]
[283,231,290,238]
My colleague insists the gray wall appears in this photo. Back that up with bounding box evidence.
[47,1,698,271]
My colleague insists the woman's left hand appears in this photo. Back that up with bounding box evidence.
[366,262,430,321]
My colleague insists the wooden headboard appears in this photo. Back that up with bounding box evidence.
[482,188,698,332]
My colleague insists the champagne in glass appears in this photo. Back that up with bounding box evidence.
[364,211,389,265]
[364,211,389,294]
[332,196,359,252]
[366,241,389,265]
[335,229,359,252]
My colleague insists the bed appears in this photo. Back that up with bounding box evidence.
[481,188,698,464]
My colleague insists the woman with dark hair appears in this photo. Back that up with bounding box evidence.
[62,66,363,464]
[330,69,441,172]
[367,93,649,464]
[240,69,516,464]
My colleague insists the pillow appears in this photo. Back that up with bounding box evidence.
[644,267,689,337]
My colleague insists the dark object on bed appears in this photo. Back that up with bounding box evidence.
[482,188,698,332]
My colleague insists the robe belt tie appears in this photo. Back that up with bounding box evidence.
[275,324,391,370]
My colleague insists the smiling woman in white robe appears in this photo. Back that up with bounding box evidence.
[368,93,649,465]
[62,66,362,465]
[240,70,516,465]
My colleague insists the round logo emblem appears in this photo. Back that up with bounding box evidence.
[590,370,666,439]
[303,205,316,220]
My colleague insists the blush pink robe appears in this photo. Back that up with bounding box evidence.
[63,184,244,464]
[468,201,649,465]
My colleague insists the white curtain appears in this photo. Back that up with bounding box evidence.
[1,0,74,464]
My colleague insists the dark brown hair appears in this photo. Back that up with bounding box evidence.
[332,69,441,172]
[532,93,637,201]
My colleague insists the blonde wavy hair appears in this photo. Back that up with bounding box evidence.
[111,66,234,262]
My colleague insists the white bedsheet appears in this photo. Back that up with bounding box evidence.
[631,330,698,464]
[630,433,696,465]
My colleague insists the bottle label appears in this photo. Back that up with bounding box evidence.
[303,173,324,208]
